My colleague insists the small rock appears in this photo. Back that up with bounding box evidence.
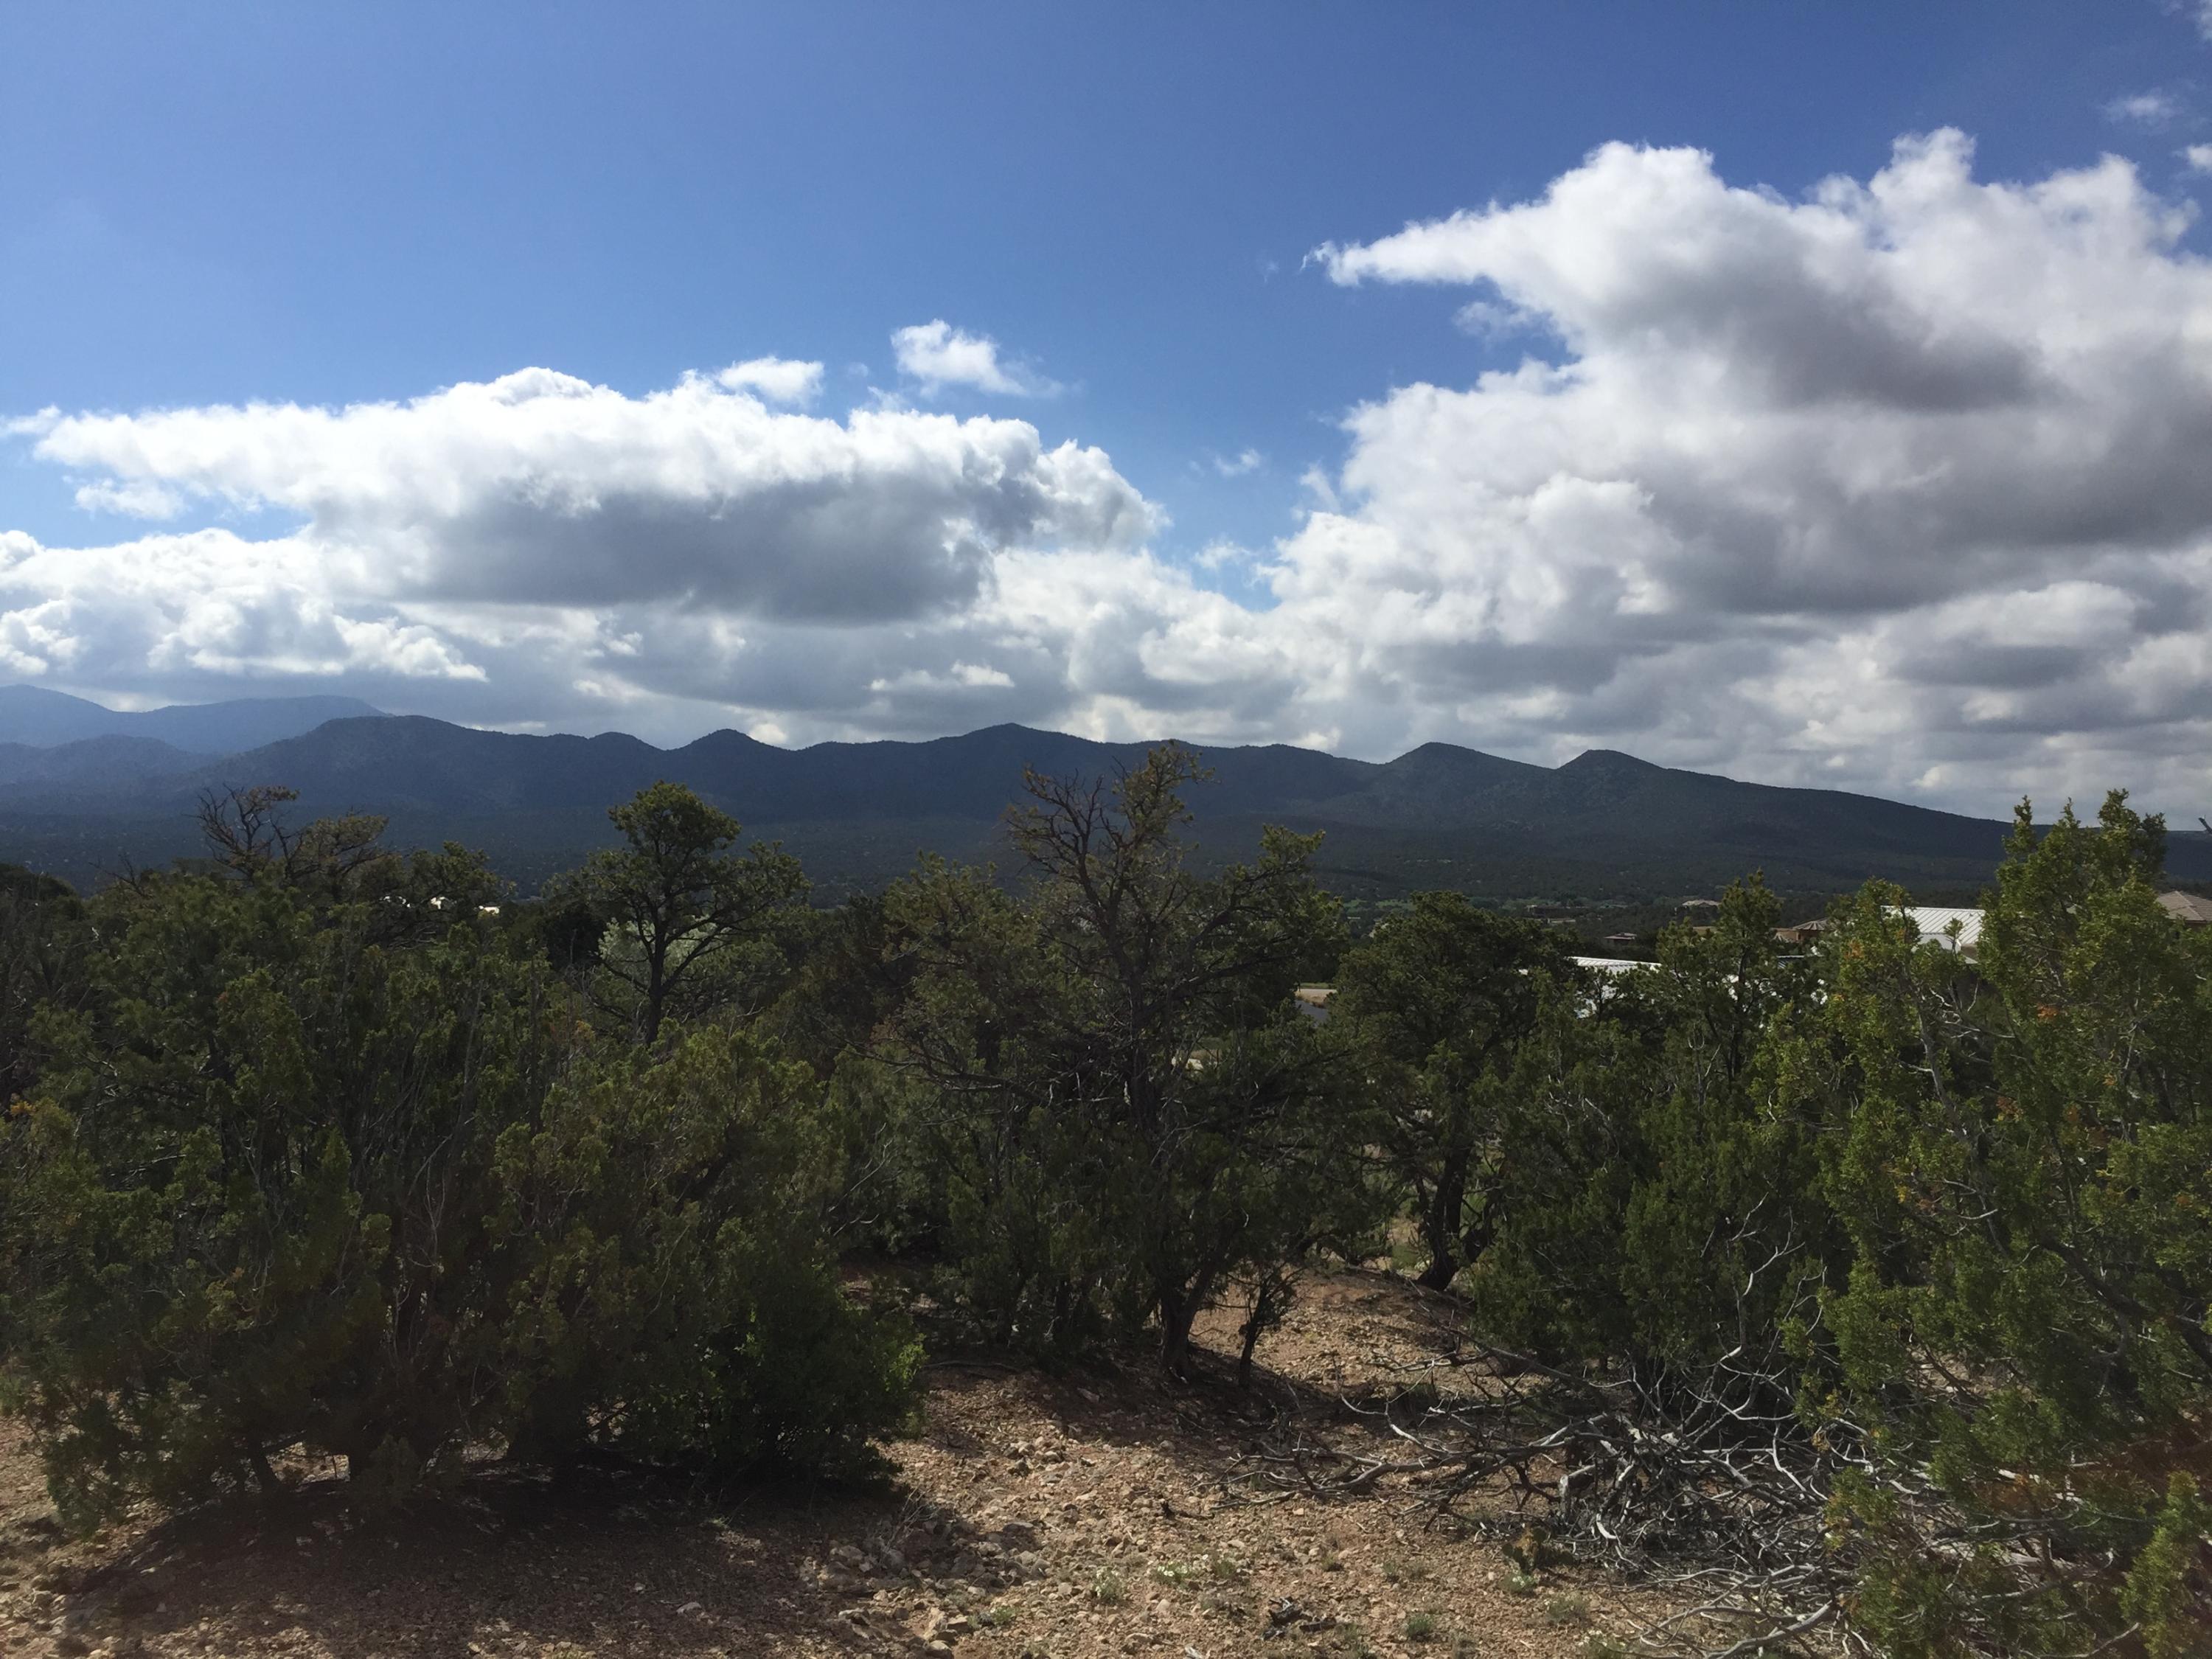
[675,1599,703,1615]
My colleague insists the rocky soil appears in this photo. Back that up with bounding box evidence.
[0,1270,1652,1658]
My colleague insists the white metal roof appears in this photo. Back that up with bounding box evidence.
[2159,890,2212,925]
[1903,906,1983,953]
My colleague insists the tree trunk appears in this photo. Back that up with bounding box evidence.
[1159,1295,1196,1377]
[1416,1151,1470,1290]
[1157,1266,1216,1378]
[246,1437,282,1501]
[1237,1275,1284,1390]
[644,947,666,1045]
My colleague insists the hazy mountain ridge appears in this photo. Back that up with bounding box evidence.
[0,685,385,754]
[3,698,2204,897]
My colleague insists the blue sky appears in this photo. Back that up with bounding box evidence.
[4,3,2195,556]
[7,3,2212,815]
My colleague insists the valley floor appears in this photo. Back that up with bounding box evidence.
[0,1271,1652,1659]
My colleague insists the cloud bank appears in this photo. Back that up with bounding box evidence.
[1302,131,2212,812]
[10,131,2212,818]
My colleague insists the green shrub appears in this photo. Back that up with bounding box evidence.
[1806,796,2212,1655]
[0,840,912,1527]
[1467,877,1843,1391]
[493,1021,919,1478]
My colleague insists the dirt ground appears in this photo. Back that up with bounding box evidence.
[0,1270,1651,1659]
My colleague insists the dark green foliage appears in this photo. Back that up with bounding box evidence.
[765,894,911,1081]
[1450,815,2212,1652]
[2,864,560,1523]
[0,862,86,1107]
[1332,894,1562,1288]
[558,782,808,1043]
[1803,796,2212,1656]
[1464,878,1843,1383]
[0,804,911,1528]
[872,748,1378,1372]
[494,1022,918,1480]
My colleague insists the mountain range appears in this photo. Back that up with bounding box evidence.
[4,689,2202,900]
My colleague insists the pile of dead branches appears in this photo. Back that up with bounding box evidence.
[1228,1331,1872,1658]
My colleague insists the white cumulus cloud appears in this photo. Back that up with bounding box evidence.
[3,368,1155,740]
[714,356,824,404]
[19,367,1148,624]
[891,319,1058,397]
[1297,129,2212,812]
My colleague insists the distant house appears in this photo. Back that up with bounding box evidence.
[1903,906,1983,958]
[1571,956,1652,981]
[1774,917,1832,945]
[2158,890,2212,928]
[1603,931,1639,947]
[1680,898,1721,913]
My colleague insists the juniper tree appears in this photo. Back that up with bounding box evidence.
[1,861,561,1520]
[1809,796,2212,1657]
[0,805,911,1526]
[566,782,807,1043]
[877,746,1374,1374]
[1332,892,1560,1288]
[1466,877,1841,1391]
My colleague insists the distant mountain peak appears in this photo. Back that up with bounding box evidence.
[1562,748,1663,773]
